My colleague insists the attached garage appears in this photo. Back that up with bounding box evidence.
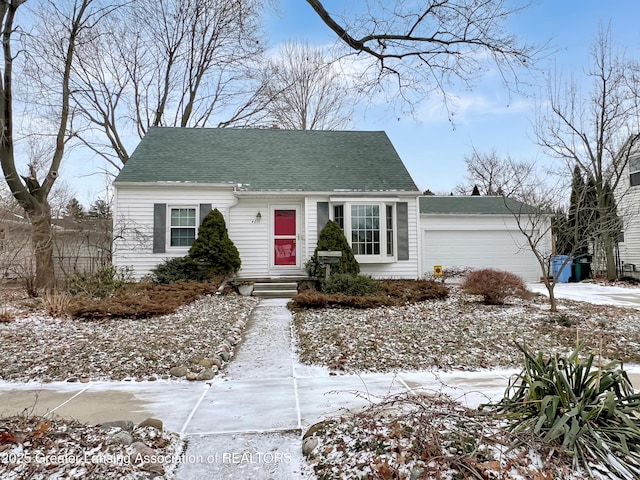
[420,197,550,283]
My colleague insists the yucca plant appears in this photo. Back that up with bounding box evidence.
[482,342,640,479]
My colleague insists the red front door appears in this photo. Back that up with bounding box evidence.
[274,209,297,266]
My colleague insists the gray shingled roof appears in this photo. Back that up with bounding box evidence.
[114,127,419,192]
[419,196,542,214]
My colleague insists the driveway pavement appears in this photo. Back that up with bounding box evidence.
[528,282,640,307]
[3,286,640,478]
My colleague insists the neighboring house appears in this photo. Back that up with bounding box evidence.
[112,127,422,280]
[0,209,33,279]
[615,146,640,273]
[0,210,109,281]
[52,216,112,278]
[419,196,551,282]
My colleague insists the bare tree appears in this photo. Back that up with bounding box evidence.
[455,148,537,199]
[260,41,354,130]
[305,0,542,109]
[0,0,120,289]
[535,26,640,281]
[70,0,270,169]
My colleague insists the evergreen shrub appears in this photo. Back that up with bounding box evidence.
[307,220,359,278]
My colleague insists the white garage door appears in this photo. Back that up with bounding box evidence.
[422,230,541,282]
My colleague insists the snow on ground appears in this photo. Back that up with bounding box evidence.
[3,282,640,479]
[528,281,640,307]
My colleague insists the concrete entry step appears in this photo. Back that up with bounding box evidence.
[253,282,298,298]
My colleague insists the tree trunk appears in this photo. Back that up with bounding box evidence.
[543,276,558,312]
[28,205,56,289]
[603,233,617,281]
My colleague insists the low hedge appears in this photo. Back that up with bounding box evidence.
[290,279,449,309]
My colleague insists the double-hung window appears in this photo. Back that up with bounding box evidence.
[630,155,640,187]
[170,207,197,247]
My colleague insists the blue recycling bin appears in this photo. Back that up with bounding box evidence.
[552,255,571,283]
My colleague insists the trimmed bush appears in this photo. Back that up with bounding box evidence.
[307,220,359,278]
[149,256,209,284]
[322,274,380,296]
[461,268,528,305]
[188,208,241,276]
[68,281,222,319]
[290,279,449,309]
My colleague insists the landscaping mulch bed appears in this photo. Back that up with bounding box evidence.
[0,414,182,479]
[303,392,585,480]
[293,288,640,373]
[0,293,259,382]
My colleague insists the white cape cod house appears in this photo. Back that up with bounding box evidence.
[112,127,422,280]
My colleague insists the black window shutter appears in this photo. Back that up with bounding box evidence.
[199,204,212,225]
[153,203,166,253]
[397,202,409,260]
[317,202,329,233]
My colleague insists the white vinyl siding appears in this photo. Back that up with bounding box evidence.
[113,185,421,280]
[615,160,640,270]
[113,185,236,279]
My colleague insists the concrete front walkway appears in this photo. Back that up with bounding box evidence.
[0,299,537,479]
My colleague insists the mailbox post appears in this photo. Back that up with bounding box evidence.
[317,250,342,282]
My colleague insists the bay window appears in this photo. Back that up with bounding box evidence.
[331,201,396,261]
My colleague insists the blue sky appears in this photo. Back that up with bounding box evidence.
[265,1,640,194]
[62,1,640,205]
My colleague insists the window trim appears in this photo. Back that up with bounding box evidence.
[630,155,640,187]
[168,206,198,249]
[331,201,397,263]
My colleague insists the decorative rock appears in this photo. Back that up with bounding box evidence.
[138,418,163,431]
[189,355,204,364]
[80,377,90,383]
[222,338,232,349]
[101,420,135,432]
[210,357,222,369]
[108,431,134,446]
[303,420,335,439]
[130,442,155,463]
[66,377,78,383]
[185,372,197,381]
[218,342,230,352]
[196,369,216,381]
[142,461,165,477]
[302,436,318,456]
[225,336,238,346]
[218,351,230,362]
[148,376,157,382]
[169,366,189,378]
[198,358,214,368]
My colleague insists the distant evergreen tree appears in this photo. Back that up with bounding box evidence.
[307,220,359,277]
[188,208,241,276]
[471,185,481,196]
[64,198,85,219]
[88,199,112,218]
[423,189,435,195]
